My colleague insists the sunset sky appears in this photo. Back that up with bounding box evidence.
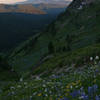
[0,0,72,4]
[0,0,27,4]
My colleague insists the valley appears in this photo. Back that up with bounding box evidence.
[0,3,66,52]
[1,0,100,100]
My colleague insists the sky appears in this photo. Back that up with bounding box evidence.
[0,0,72,4]
[0,0,27,4]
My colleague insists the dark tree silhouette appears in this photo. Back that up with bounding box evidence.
[66,44,71,51]
[48,42,55,54]
[62,46,67,52]
[0,56,11,70]
[65,34,72,51]
[96,37,100,43]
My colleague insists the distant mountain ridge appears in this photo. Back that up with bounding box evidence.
[0,3,67,52]
[18,0,72,5]
[34,3,69,9]
[0,4,45,14]
[0,3,70,14]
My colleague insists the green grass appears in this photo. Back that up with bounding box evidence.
[1,1,100,99]
[32,43,100,76]
[7,0,100,77]
[0,62,100,100]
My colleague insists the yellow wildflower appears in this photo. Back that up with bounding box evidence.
[66,89,70,92]
[66,85,70,89]
[72,82,76,86]
[49,97,53,100]
[60,96,63,98]
[65,93,69,96]
[37,93,42,96]
[93,79,97,83]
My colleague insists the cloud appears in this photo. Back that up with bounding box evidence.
[21,0,72,4]
[0,0,72,4]
[0,0,27,4]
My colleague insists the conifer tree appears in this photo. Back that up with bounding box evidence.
[48,42,55,54]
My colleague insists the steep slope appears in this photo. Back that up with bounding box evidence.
[0,13,57,52]
[34,3,69,9]
[0,56,19,81]
[34,3,67,16]
[0,3,68,52]
[9,0,100,76]
[1,0,100,100]
[20,0,71,5]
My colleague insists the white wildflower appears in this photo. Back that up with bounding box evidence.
[70,85,73,89]
[45,94,48,97]
[10,86,15,90]
[95,56,99,60]
[90,57,93,61]
[78,5,83,10]
[36,76,41,80]
[45,88,47,92]
[43,84,46,87]
[24,82,27,85]
[81,2,86,5]
[30,96,32,98]
[79,96,84,99]
[49,91,52,94]
[33,92,37,96]
[17,85,21,88]
[75,85,78,88]
[20,77,23,82]
[11,91,15,95]
[51,86,54,89]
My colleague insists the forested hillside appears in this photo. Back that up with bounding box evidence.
[1,0,100,100]
[9,0,100,75]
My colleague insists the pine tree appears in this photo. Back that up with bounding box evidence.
[48,42,55,54]
[66,44,71,51]
[0,56,11,70]
[62,46,66,52]
[66,34,72,51]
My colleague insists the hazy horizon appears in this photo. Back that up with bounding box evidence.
[0,0,72,4]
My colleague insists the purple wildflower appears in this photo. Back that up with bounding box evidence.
[96,95,100,100]
[70,90,80,98]
[88,86,93,96]
[63,97,69,100]
[93,84,98,93]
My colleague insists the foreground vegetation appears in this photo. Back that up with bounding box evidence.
[0,57,100,100]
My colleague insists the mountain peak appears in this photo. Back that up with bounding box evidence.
[68,0,96,9]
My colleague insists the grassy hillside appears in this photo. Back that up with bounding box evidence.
[1,56,100,100]
[1,0,100,100]
[9,0,100,76]
[0,55,19,81]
